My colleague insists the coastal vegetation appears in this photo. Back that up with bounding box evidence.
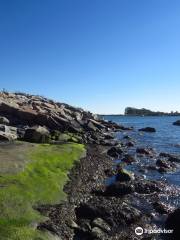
[0,142,85,240]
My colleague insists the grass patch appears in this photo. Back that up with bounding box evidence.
[0,143,85,240]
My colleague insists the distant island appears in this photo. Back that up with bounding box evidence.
[99,107,180,117]
[124,107,180,116]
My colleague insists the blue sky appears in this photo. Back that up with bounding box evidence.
[0,0,180,114]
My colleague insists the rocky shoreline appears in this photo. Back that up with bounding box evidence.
[37,140,180,240]
[0,92,179,240]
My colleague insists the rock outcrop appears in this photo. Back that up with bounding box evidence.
[173,120,180,126]
[0,92,126,143]
[139,127,156,132]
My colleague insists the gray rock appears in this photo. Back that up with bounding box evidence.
[0,130,17,141]
[139,127,156,132]
[107,146,123,158]
[116,167,134,182]
[156,159,171,169]
[121,154,136,163]
[67,219,79,229]
[153,201,173,214]
[165,208,180,239]
[173,120,180,126]
[136,147,153,155]
[92,218,111,232]
[105,182,135,196]
[91,227,104,239]
[24,126,50,143]
[0,116,10,125]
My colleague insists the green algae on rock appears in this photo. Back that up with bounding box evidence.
[0,142,85,240]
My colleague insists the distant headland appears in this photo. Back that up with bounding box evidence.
[100,107,180,117]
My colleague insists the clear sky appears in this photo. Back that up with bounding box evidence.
[0,0,180,114]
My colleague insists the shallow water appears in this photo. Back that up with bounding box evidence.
[104,116,180,154]
[104,116,180,208]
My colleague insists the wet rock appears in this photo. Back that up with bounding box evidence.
[117,204,142,225]
[116,167,134,182]
[156,159,171,169]
[135,180,161,194]
[78,219,92,232]
[107,146,123,158]
[173,120,180,126]
[24,126,50,143]
[139,127,156,132]
[104,168,116,177]
[103,133,114,140]
[159,152,171,158]
[168,156,180,163]
[153,201,173,214]
[91,227,104,239]
[165,208,180,239]
[160,152,180,163]
[121,154,136,164]
[157,159,176,173]
[147,165,158,171]
[100,139,119,147]
[136,147,154,155]
[92,218,111,232]
[75,203,109,220]
[123,135,132,140]
[158,167,168,173]
[104,182,135,196]
[0,116,9,125]
[125,141,135,147]
[118,125,134,131]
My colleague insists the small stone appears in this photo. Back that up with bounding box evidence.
[67,219,79,229]
[121,154,136,164]
[91,227,104,239]
[92,218,111,232]
[0,116,10,125]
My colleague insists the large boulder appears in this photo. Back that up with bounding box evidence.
[165,208,180,239]
[136,147,154,155]
[116,167,134,182]
[159,152,180,163]
[107,146,123,158]
[173,120,180,126]
[121,154,136,164]
[105,182,134,196]
[0,131,17,141]
[139,127,156,132]
[24,126,50,143]
[0,124,17,141]
[135,180,161,194]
